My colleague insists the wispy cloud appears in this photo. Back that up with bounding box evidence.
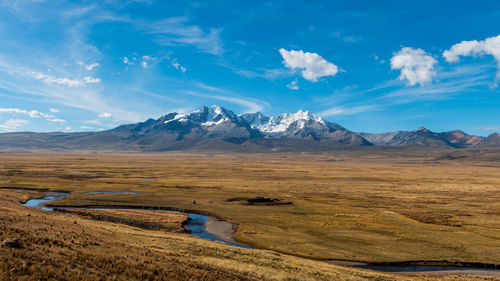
[0,108,53,118]
[47,118,66,123]
[380,64,493,103]
[98,112,113,118]
[185,83,269,113]
[27,71,85,87]
[141,17,223,55]
[319,105,376,117]
[286,79,299,90]
[478,126,500,132]
[443,34,500,86]
[171,60,186,72]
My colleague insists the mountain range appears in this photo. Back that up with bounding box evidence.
[0,105,498,151]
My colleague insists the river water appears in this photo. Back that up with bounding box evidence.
[22,192,250,249]
[20,191,500,274]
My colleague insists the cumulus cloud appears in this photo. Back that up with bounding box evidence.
[279,49,339,82]
[28,110,53,118]
[286,79,299,90]
[443,34,500,82]
[98,112,112,118]
[390,47,437,86]
[0,119,28,131]
[141,61,148,68]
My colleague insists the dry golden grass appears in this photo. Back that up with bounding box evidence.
[0,151,499,280]
[61,208,188,232]
[0,188,425,281]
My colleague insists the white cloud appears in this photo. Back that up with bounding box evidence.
[146,17,223,55]
[0,108,53,118]
[142,55,156,61]
[28,71,83,87]
[49,108,60,113]
[141,61,148,68]
[0,119,28,131]
[443,34,500,83]
[0,7,145,124]
[184,89,268,113]
[84,119,102,125]
[28,110,53,118]
[319,105,376,117]
[98,112,112,118]
[286,79,299,90]
[0,108,28,114]
[47,118,66,123]
[171,60,186,72]
[84,62,100,71]
[80,125,92,129]
[279,49,339,82]
[478,126,500,131]
[28,71,100,86]
[83,76,101,84]
[123,57,134,65]
[390,47,437,86]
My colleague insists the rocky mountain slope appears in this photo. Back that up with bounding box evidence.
[0,105,496,151]
[0,106,370,151]
[360,127,484,149]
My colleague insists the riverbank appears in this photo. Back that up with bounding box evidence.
[19,187,500,275]
[205,217,238,243]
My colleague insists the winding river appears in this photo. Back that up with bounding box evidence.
[23,192,250,249]
[21,191,500,274]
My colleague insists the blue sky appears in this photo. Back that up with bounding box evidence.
[0,0,500,135]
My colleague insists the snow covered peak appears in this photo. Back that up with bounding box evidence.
[241,109,326,134]
[162,106,334,137]
[164,105,239,127]
[201,105,238,126]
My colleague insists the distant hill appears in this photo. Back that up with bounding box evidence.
[476,133,500,147]
[0,105,495,151]
[360,127,484,149]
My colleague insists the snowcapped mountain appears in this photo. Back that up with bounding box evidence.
[2,105,490,152]
[107,105,370,149]
[241,110,340,138]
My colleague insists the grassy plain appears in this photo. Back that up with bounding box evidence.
[1,188,414,281]
[1,150,500,279]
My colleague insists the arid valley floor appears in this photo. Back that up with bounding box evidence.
[1,150,500,280]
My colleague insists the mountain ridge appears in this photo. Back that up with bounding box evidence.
[0,105,497,151]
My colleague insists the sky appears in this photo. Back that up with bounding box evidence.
[0,0,500,135]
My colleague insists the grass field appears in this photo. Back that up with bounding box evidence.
[1,150,500,280]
